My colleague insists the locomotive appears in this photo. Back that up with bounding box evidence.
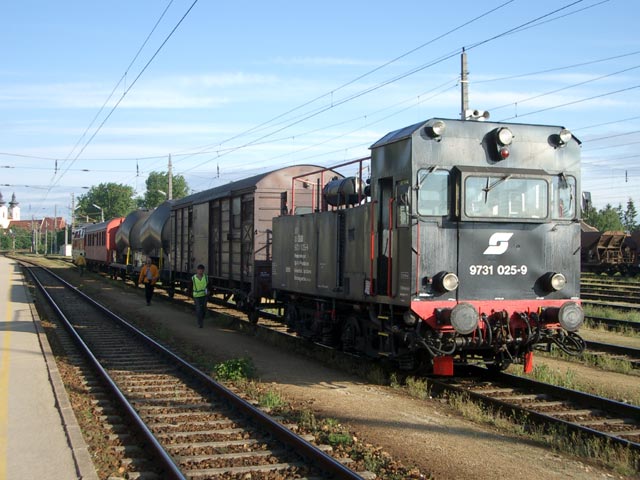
[75,117,586,375]
[272,118,585,373]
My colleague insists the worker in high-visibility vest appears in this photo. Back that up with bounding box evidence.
[138,257,159,306]
[75,253,86,276]
[192,264,208,328]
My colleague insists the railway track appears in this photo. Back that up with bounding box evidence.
[26,263,366,479]
[584,341,640,369]
[581,298,640,314]
[22,257,640,472]
[584,315,640,333]
[580,288,640,305]
[431,367,640,459]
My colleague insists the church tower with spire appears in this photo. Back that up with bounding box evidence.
[8,192,20,221]
[0,192,8,229]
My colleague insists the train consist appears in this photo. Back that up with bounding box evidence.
[581,226,640,274]
[72,117,586,374]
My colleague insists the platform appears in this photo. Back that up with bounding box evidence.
[0,255,97,480]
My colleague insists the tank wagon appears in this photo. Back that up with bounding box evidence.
[111,210,152,282]
[169,165,341,320]
[139,200,174,281]
[272,118,585,373]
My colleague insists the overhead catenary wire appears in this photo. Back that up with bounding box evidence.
[59,0,177,171]
[20,0,627,215]
[46,0,200,197]
[173,0,596,178]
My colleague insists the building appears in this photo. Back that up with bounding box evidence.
[9,217,66,232]
[0,192,20,229]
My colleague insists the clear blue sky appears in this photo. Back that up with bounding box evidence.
[1,0,639,222]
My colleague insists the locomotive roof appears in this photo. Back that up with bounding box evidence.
[370,118,581,149]
[171,164,324,207]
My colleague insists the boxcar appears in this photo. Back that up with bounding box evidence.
[170,165,340,318]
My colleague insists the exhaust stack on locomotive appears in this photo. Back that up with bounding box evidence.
[272,117,585,375]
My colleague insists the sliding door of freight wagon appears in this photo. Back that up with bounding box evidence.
[220,199,230,278]
[230,196,242,281]
[241,197,254,283]
[173,207,193,273]
[209,201,222,277]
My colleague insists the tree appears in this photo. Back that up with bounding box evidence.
[75,183,137,224]
[623,198,638,232]
[139,171,189,209]
[582,203,624,232]
[0,227,31,251]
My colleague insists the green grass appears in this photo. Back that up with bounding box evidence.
[258,389,286,409]
[213,357,256,381]
[583,304,640,324]
[507,362,640,406]
[442,390,638,475]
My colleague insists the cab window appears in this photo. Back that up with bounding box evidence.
[417,169,449,216]
[551,175,577,219]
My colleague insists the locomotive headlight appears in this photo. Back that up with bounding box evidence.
[558,301,584,332]
[542,272,566,292]
[426,120,447,138]
[496,127,513,146]
[559,129,572,144]
[549,128,573,148]
[450,303,478,335]
[432,271,459,293]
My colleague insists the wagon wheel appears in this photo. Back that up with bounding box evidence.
[340,315,361,352]
[248,309,260,324]
[284,305,298,332]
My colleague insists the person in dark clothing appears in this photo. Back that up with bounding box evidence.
[192,264,208,327]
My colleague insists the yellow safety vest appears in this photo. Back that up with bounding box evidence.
[192,275,207,298]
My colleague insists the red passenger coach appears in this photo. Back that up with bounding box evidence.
[84,218,125,267]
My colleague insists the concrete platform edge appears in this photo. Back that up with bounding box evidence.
[24,277,99,480]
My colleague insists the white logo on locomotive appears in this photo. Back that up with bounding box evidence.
[483,232,514,255]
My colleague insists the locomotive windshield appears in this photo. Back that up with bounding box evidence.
[464,175,548,219]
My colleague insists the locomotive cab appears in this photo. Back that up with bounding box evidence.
[371,119,585,372]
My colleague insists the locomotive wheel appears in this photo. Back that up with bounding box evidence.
[487,353,511,373]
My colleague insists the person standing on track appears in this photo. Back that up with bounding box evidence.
[138,257,159,306]
[192,264,208,328]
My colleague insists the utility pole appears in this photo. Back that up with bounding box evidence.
[54,205,58,255]
[71,193,75,228]
[460,47,468,120]
[168,154,173,200]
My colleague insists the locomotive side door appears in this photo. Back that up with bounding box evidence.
[376,177,393,296]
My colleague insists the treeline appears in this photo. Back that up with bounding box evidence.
[583,198,638,232]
